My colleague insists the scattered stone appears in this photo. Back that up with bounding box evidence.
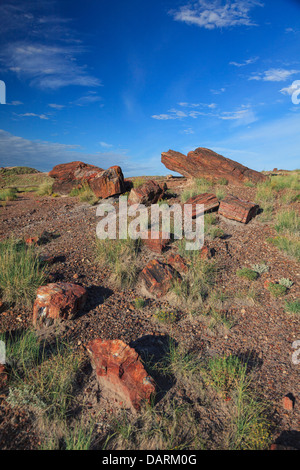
[184,193,219,217]
[141,230,170,254]
[200,245,215,260]
[218,195,259,224]
[161,147,267,185]
[139,259,179,297]
[86,339,156,412]
[33,282,87,326]
[38,253,55,265]
[128,180,164,206]
[282,394,295,411]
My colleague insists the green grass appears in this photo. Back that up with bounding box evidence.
[35,181,53,196]
[1,329,85,448]
[0,187,18,201]
[96,237,141,288]
[274,210,300,235]
[236,268,259,281]
[132,177,146,188]
[134,297,146,309]
[181,178,213,203]
[267,235,300,262]
[284,300,300,315]
[267,282,288,298]
[69,183,98,205]
[0,238,47,307]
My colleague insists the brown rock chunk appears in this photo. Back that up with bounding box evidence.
[49,161,125,198]
[184,193,219,217]
[161,148,267,185]
[167,253,188,273]
[141,230,170,254]
[282,394,295,411]
[218,195,259,223]
[139,259,179,297]
[89,165,125,199]
[33,282,87,326]
[86,339,155,412]
[128,180,163,206]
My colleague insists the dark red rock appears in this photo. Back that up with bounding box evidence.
[184,193,219,217]
[141,230,170,254]
[89,165,125,199]
[161,148,267,185]
[128,180,164,206]
[167,253,188,273]
[49,161,125,198]
[218,195,259,223]
[139,259,179,297]
[33,282,87,326]
[86,339,156,412]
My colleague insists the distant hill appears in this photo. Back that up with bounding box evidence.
[0,166,40,176]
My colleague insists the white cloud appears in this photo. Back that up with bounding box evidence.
[170,0,263,30]
[249,68,299,82]
[1,43,101,90]
[99,141,113,148]
[18,112,49,120]
[48,103,65,110]
[0,129,130,172]
[280,80,300,96]
[229,56,259,67]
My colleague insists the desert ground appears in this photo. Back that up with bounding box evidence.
[0,163,299,450]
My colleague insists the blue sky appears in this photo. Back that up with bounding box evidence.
[0,0,299,176]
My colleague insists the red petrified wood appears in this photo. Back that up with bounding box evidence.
[128,180,164,206]
[184,193,219,217]
[49,161,125,198]
[139,259,179,297]
[161,148,267,185]
[218,195,259,224]
[140,230,170,254]
[86,339,156,412]
[33,282,87,326]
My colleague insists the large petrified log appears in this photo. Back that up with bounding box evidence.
[49,161,125,198]
[86,339,156,412]
[218,195,259,223]
[161,148,267,185]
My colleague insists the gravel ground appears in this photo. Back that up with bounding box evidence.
[0,180,299,450]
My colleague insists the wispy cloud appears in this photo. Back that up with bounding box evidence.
[229,56,259,67]
[152,102,256,125]
[280,80,300,97]
[99,141,113,148]
[249,68,299,82]
[17,112,49,120]
[48,103,66,110]
[71,92,103,106]
[170,0,264,30]
[0,129,130,172]
[0,2,101,90]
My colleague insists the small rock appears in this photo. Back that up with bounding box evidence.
[33,282,87,326]
[282,394,295,411]
[139,259,180,298]
[219,195,259,224]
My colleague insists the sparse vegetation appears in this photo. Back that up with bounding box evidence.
[69,184,98,205]
[0,187,18,201]
[267,282,288,298]
[236,268,259,281]
[0,238,47,307]
[284,300,300,315]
